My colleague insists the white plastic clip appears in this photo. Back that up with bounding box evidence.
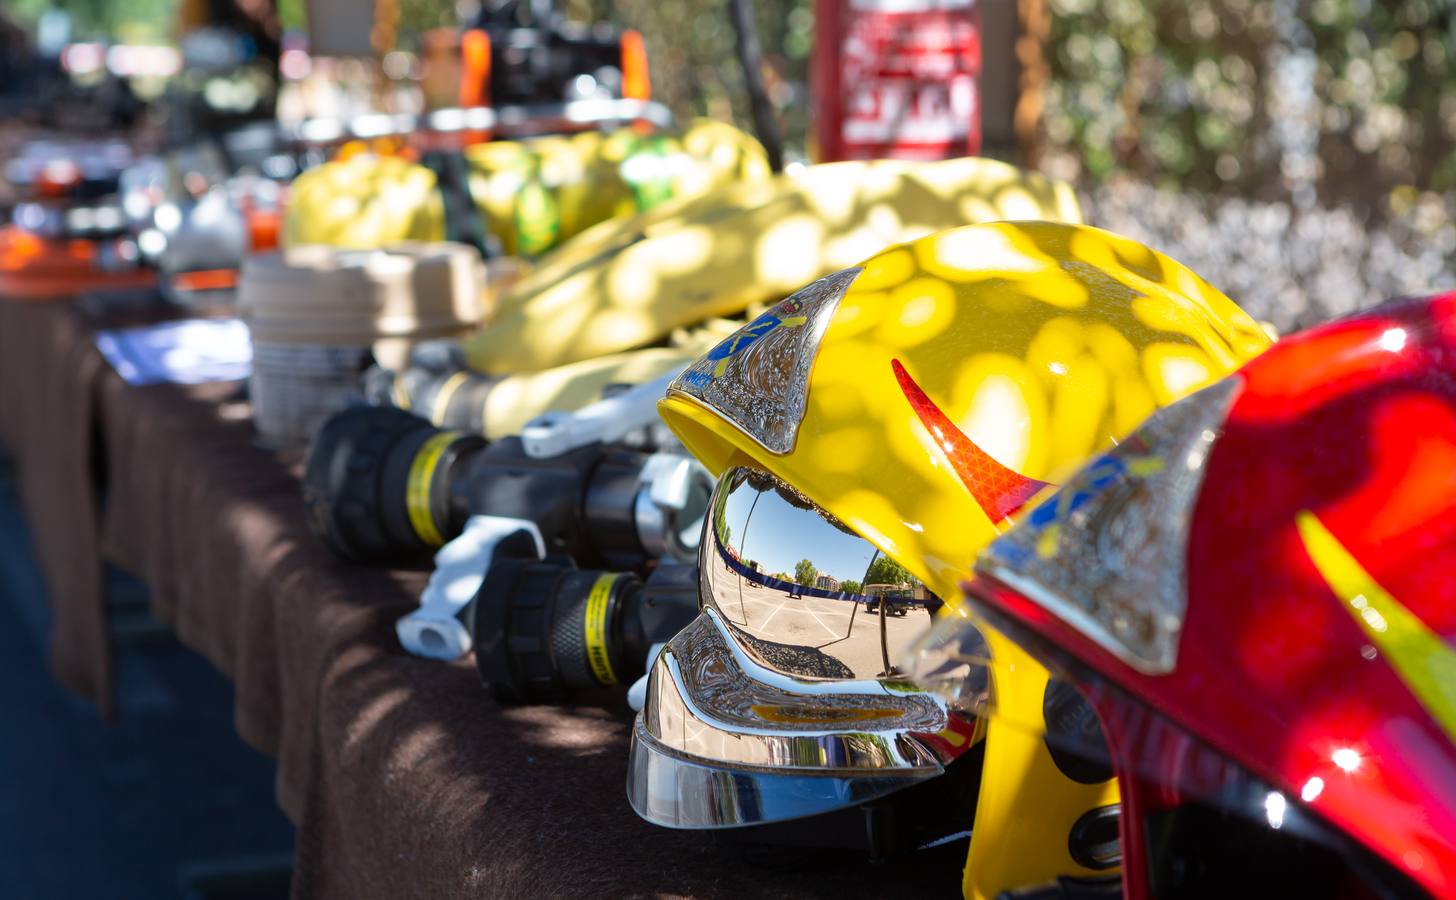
[626,642,669,712]
[519,370,679,458]
[633,452,714,562]
[396,515,544,660]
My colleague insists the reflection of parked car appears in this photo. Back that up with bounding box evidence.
[862,593,910,616]
[861,582,915,615]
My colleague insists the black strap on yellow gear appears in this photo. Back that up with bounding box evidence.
[420,150,495,259]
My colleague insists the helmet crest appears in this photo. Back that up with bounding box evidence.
[891,358,1049,523]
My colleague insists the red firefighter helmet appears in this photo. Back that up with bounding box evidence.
[922,292,1456,898]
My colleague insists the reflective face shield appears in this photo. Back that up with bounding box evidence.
[627,464,980,829]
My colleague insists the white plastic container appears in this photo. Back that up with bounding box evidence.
[240,242,485,448]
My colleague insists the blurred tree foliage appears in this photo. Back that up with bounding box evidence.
[6,0,180,42]
[1037,0,1456,207]
[864,555,915,588]
[274,0,457,36]
[396,0,459,32]
[569,0,815,156]
[794,557,819,586]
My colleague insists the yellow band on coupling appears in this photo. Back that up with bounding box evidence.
[406,431,461,547]
[584,574,620,686]
[430,371,471,425]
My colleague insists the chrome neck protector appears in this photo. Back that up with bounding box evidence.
[628,466,981,828]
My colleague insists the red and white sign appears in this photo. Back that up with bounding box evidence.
[814,0,982,161]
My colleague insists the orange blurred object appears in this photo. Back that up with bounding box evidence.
[459,29,491,108]
[621,29,650,100]
[170,268,240,293]
[334,140,372,161]
[246,206,282,253]
[0,225,155,300]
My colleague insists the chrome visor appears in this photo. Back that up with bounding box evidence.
[628,466,980,829]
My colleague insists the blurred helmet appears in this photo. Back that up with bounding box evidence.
[464,118,769,257]
[941,292,1456,898]
[285,155,446,250]
[630,221,1271,889]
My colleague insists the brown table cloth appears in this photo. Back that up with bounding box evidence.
[0,298,113,711]
[0,295,964,898]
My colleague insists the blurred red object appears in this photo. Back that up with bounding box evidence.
[813,0,982,161]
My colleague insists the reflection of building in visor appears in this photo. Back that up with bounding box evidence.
[628,465,983,844]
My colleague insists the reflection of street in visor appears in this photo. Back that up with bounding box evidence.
[705,466,940,681]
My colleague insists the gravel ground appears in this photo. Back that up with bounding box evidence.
[1081,178,1456,332]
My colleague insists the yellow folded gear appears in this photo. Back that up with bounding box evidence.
[283,123,768,257]
[474,316,740,437]
[464,119,770,258]
[284,156,446,249]
[678,118,774,186]
[392,319,734,438]
[479,344,708,438]
[466,156,1083,374]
